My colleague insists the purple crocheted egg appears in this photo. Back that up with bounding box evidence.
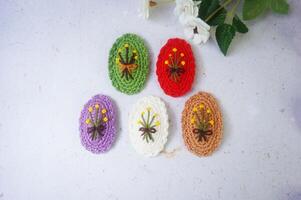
[79,94,117,153]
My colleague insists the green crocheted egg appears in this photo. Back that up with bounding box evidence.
[109,33,149,95]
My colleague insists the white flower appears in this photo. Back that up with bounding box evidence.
[174,0,200,25]
[141,0,172,19]
[141,0,151,19]
[183,15,210,44]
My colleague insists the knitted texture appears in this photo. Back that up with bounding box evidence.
[182,92,223,156]
[129,96,169,157]
[79,94,117,154]
[109,33,149,95]
[156,38,195,97]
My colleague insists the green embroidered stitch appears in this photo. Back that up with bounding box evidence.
[109,33,149,95]
[191,103,214,142]
[137,107,160,143]
[116,43,138,80]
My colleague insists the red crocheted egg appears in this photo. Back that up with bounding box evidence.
[156,38,195,97]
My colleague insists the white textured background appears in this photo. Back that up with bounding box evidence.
[0,0,301,199]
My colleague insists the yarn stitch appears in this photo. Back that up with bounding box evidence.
[129,96,169,157]
[156,38,195,97]
[138,107,160,143]
[182,92,223,156]
[109,33,149,95]
[79,94,117,154]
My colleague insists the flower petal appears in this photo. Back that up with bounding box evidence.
[174,0,198,19]
[195,17,211,31]
[142,0,150,19]
[192,31,210,44]
[192,5,199,17]
[192,34,203,44]
[181,15,197,26]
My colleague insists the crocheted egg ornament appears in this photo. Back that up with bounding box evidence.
[156,38,195,97]
[109,33,149,95]
[79,94,117,154]
[129,96,169,157]
[182,92,223,156]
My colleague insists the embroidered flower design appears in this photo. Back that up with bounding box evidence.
[164,47,186,82]
[116,43,138,80]
[85,104,108,140]
[191,103,214,142]
[137,107,160,143]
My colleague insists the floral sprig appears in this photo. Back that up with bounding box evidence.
[164,47,186,82]
[116,43,138,80]
[142,0,289,56]
[137,107,160,143]
[85,104,108,140]
[191,103,214,142]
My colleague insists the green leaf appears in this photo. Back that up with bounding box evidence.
[232,15,249,33]
[215,24,236,56]
[207,8,227,26]
[198,0,220,20]
[198,0,211,19]
[243,0,268,20]
[206,0,220,17]
[270,0,289,14]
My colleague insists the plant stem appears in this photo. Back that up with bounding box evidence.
[227,0,241,22]
[147,110,150,128]
[89,112,96,127]
[149,115,156,127]
[194,112,202,125]
[141,113,147,127]
[95,108,99,126]
[205,0,233,22]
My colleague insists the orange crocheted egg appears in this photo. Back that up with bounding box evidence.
[182,92,223,156]
[156,38,195,97]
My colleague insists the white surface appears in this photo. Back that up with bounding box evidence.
[0,0,301,199]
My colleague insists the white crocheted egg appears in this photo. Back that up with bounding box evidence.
[129,96,169,157]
